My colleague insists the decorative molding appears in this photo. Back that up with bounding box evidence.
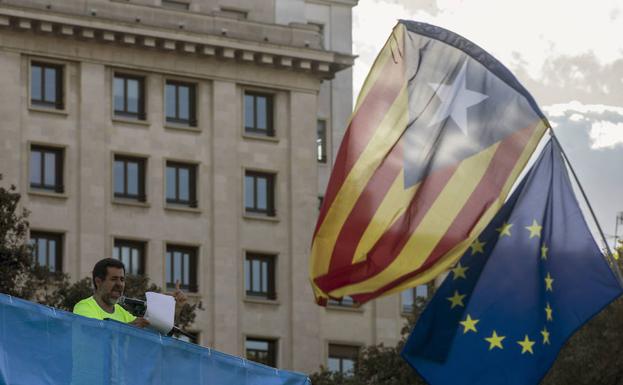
[0,6,354,79]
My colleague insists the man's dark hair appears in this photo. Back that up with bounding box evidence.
[92,258,125,290]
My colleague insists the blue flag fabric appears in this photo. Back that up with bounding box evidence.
[401,139,623,385]
[0,294,309,385]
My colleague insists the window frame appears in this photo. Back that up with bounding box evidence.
[328,343,359,375]
[113,72,146,120]
[30,61,64,110]
[244,252,276,300]
[29,144,64,193]
[165,80,197,126]
[244,91,274,137]
[113,155,147,202]
[165,161,198,208]
[327,296,356,308]
[244,170,275,216]
[113,238,146,276]
[245,337,277,367]
[29,231,63,272]
[165,244,198,292]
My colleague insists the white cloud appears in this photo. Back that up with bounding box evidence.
[589,121,623,149]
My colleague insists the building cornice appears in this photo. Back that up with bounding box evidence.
[0,4,355,79]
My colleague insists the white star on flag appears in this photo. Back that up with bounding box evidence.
[428,62,489,136]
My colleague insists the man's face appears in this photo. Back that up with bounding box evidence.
[95,267,125,306]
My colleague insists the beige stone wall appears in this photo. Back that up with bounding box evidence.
[0,0,407,375]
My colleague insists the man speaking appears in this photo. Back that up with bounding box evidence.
[73,258,150,327]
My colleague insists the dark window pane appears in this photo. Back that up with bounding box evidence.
[127,162,138,195]
[165,84,176,119]
[183,252,190,286]
[246,340,268,351]
[127,79,139,113]
[48,239,56,271]
[37,238,47,266]
[131,248,139,275]
[114,160,125,194]
[174,251,182,284]
[121,246,130,270]
[166,251,172,282]
[244,176,254,209]
[244,259,251,292]
[30,151,41,185]
[317,120,327,162]
[252,259,261,292]
[257,177,267,210]
[44,67,56,102]
[328,358,340,372]
[166,167,176,200]
[244,95,254,128]
[256,96,267,130]
[179,168,189,201]
[179,86,189,120]
[44,152,56,186]
[113,246,120,259]
[416,284,428,298]
[31,65,42,101]
[114,77,124,112]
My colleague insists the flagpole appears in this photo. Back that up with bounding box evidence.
[548,129,623,285]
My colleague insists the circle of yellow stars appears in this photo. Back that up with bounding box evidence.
[450,218,555,355]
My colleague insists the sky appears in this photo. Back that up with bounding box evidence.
[351,0,623,250]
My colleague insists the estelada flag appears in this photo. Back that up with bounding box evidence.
[310,20,549,305]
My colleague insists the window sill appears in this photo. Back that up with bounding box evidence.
[243,297,280,306]
[28,189,68,199]
[112,199,150,208]
[28,106,69,116]
[242,133,279,143]
[325,304,364,313]
[165,204,201,213]
[165,123,201,133]
[243,213,279,223]
[165,290,201,298]
[112,117,151,127]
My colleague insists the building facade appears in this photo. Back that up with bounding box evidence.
[0,0,422,374]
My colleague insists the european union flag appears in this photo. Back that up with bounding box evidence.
[401,139,623,385]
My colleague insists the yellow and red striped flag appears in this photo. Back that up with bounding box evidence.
[310,20,549,305]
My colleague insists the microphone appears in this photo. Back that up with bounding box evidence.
[118,296,147,316]
[118,296,146,307]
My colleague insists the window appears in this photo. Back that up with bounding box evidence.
[166,81,196,126]
[166,162,197,207]
[244,171,275,216]
[31,61,63,109]
[328,296,356,307]
[114,73,145,120]
[162,0,189,10]
[317,119,327,163]
[165,245,198,292]
[244,253,276,300]
[113,239,146,276]
[401,285,429,314]
[318,196,324,211]
[30,231,63,272]
[328,344,358,375]
[30,145,64,193]
[244,92,273,136]
[113,155,146,201]
[245,338,276,367]
[219,7,248,20]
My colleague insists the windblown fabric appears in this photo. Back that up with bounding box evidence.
[0,294,309,385]
[310,20,548,304]
[402,139,623,384]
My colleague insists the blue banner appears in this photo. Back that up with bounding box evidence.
[0,294,309,385]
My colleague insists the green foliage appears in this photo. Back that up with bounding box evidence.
[0,183,196,332]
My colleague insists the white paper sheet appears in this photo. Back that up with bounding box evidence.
[144,292,175,334]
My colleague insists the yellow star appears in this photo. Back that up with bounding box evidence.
[541,327,551,345]
[496,222,513,238]
[447,290,466,309]
[470,238,486,255]
[541,244,549,260]
[517,335,536,354]
[452,262,469,280]
[459,314,479,334]
[544,272,554,291]
[545,302,553,321]
[525,220,542,239]
[485,330,505,350]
